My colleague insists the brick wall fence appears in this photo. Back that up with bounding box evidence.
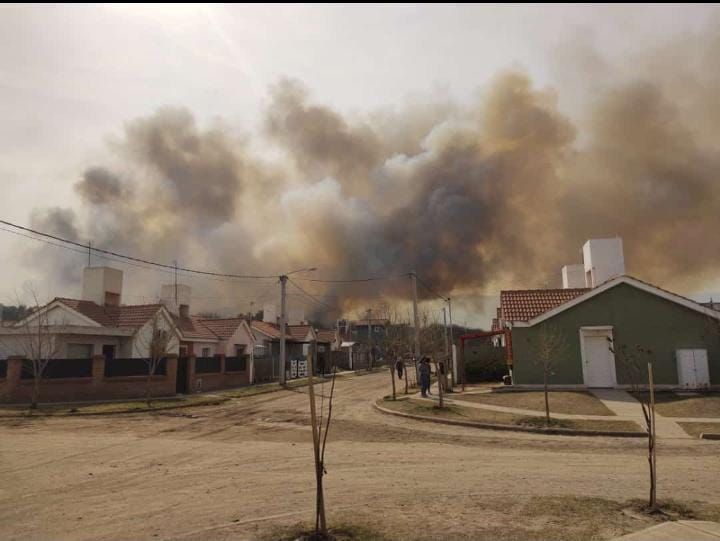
[184,354,250,394]
[0,354,178,404]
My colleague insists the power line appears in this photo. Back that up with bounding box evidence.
[413,273,448,302]
[287,278,337,311]
[295,273,410,284]
[0,219,278,280]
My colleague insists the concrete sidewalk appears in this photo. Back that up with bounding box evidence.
[614,521,720,540]
[590,389,691,439]
[420,386,717,440]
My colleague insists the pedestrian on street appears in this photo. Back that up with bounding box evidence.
[419,357,431,397]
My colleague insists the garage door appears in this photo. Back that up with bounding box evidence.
[676,349,710,389]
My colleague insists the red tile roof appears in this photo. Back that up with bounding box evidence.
[198,318,246,340]
[55,298,218,341]
[250,320,285,339]
[55,298,164,329]
[173,315,218,341]
[287,324,314,341]
[316,329,336,343]
[499,288,589,322]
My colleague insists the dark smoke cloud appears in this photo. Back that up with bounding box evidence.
[75,167,127,205]
[26,24,720,320]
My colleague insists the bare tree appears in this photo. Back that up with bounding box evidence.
[0,289,61,410]
[306,345,337,539]
[529,324,568,426]
[134,313,178,407]
[608,340,658,510]
[379,308,414,399]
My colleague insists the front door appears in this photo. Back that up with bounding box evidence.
[582,329,616,387]
[176,357,189,394]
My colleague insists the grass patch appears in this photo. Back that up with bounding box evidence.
[630,391,720,418]
[380,397,642,433]
[677,421,720,439]
[457,390,615,416]
[0,394,228,416]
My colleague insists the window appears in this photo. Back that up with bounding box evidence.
[235,345,246,357]
[201,347,211,357]
[66,343,94,359]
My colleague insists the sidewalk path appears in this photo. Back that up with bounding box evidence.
[419,385,718,440]
[614,521,720,540]
[590,389,691,440]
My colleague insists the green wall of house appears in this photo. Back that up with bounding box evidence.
[511,283,720,386]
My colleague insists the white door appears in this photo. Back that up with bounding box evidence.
[582,333,616,387]
[676,349,710,389]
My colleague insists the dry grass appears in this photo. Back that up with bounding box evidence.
[630,391,720,418]
[677,422,720,438]
[457,390,615,416]
[259,497,720,541]
[381,397,641,433]
[0,394,227,416]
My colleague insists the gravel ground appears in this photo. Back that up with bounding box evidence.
[1,372,718,540]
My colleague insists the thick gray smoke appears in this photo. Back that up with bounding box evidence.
[26,27,720,318]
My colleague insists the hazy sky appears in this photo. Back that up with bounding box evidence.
[1,4,718,323]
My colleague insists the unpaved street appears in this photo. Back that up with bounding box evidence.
[1,372,719,540]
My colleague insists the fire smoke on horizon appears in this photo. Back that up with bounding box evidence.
[27,27,720,317]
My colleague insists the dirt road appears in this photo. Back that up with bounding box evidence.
[1,372,718,540]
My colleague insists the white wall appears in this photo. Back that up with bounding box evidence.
[82,266,123,305]
[562,264,585,289]
[130,312,181,358]
[218,323,255,357]
[583,238,625,287]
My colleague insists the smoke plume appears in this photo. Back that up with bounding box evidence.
[25,25,720,321]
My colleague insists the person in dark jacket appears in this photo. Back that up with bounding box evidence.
[418,357,431,397]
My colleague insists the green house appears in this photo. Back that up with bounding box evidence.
[499,276,720,389]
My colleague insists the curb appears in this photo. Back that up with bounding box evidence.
[0,397,230,418]
[700,432,720,440]
[373,401,647,438]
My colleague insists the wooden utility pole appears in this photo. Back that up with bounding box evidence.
[442,307,449,356]
[447,297,455,387]
[411,272,420,385]
[279,275,288,385]
[366,308,372,370]
[307,348,327,535]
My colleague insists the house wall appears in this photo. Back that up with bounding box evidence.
[0,355,178,404]
[511,283,720,386]
[130,314,181,358]
[0,334,129,359]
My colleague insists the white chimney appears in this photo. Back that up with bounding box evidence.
[160,284,192,317]
[583,238,625,288]
[561,264,585,289]
[82,267,123,307]
[263,303,277,324]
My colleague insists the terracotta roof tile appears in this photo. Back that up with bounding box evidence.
[251,320,285,339]
[173,315,218,341]
[198,318,246,339]
[55,298,163,329]
[499,288,589,322]
[287,324,313,341]
[316,329,336,343]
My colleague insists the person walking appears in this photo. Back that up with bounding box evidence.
[419,357,431,397]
